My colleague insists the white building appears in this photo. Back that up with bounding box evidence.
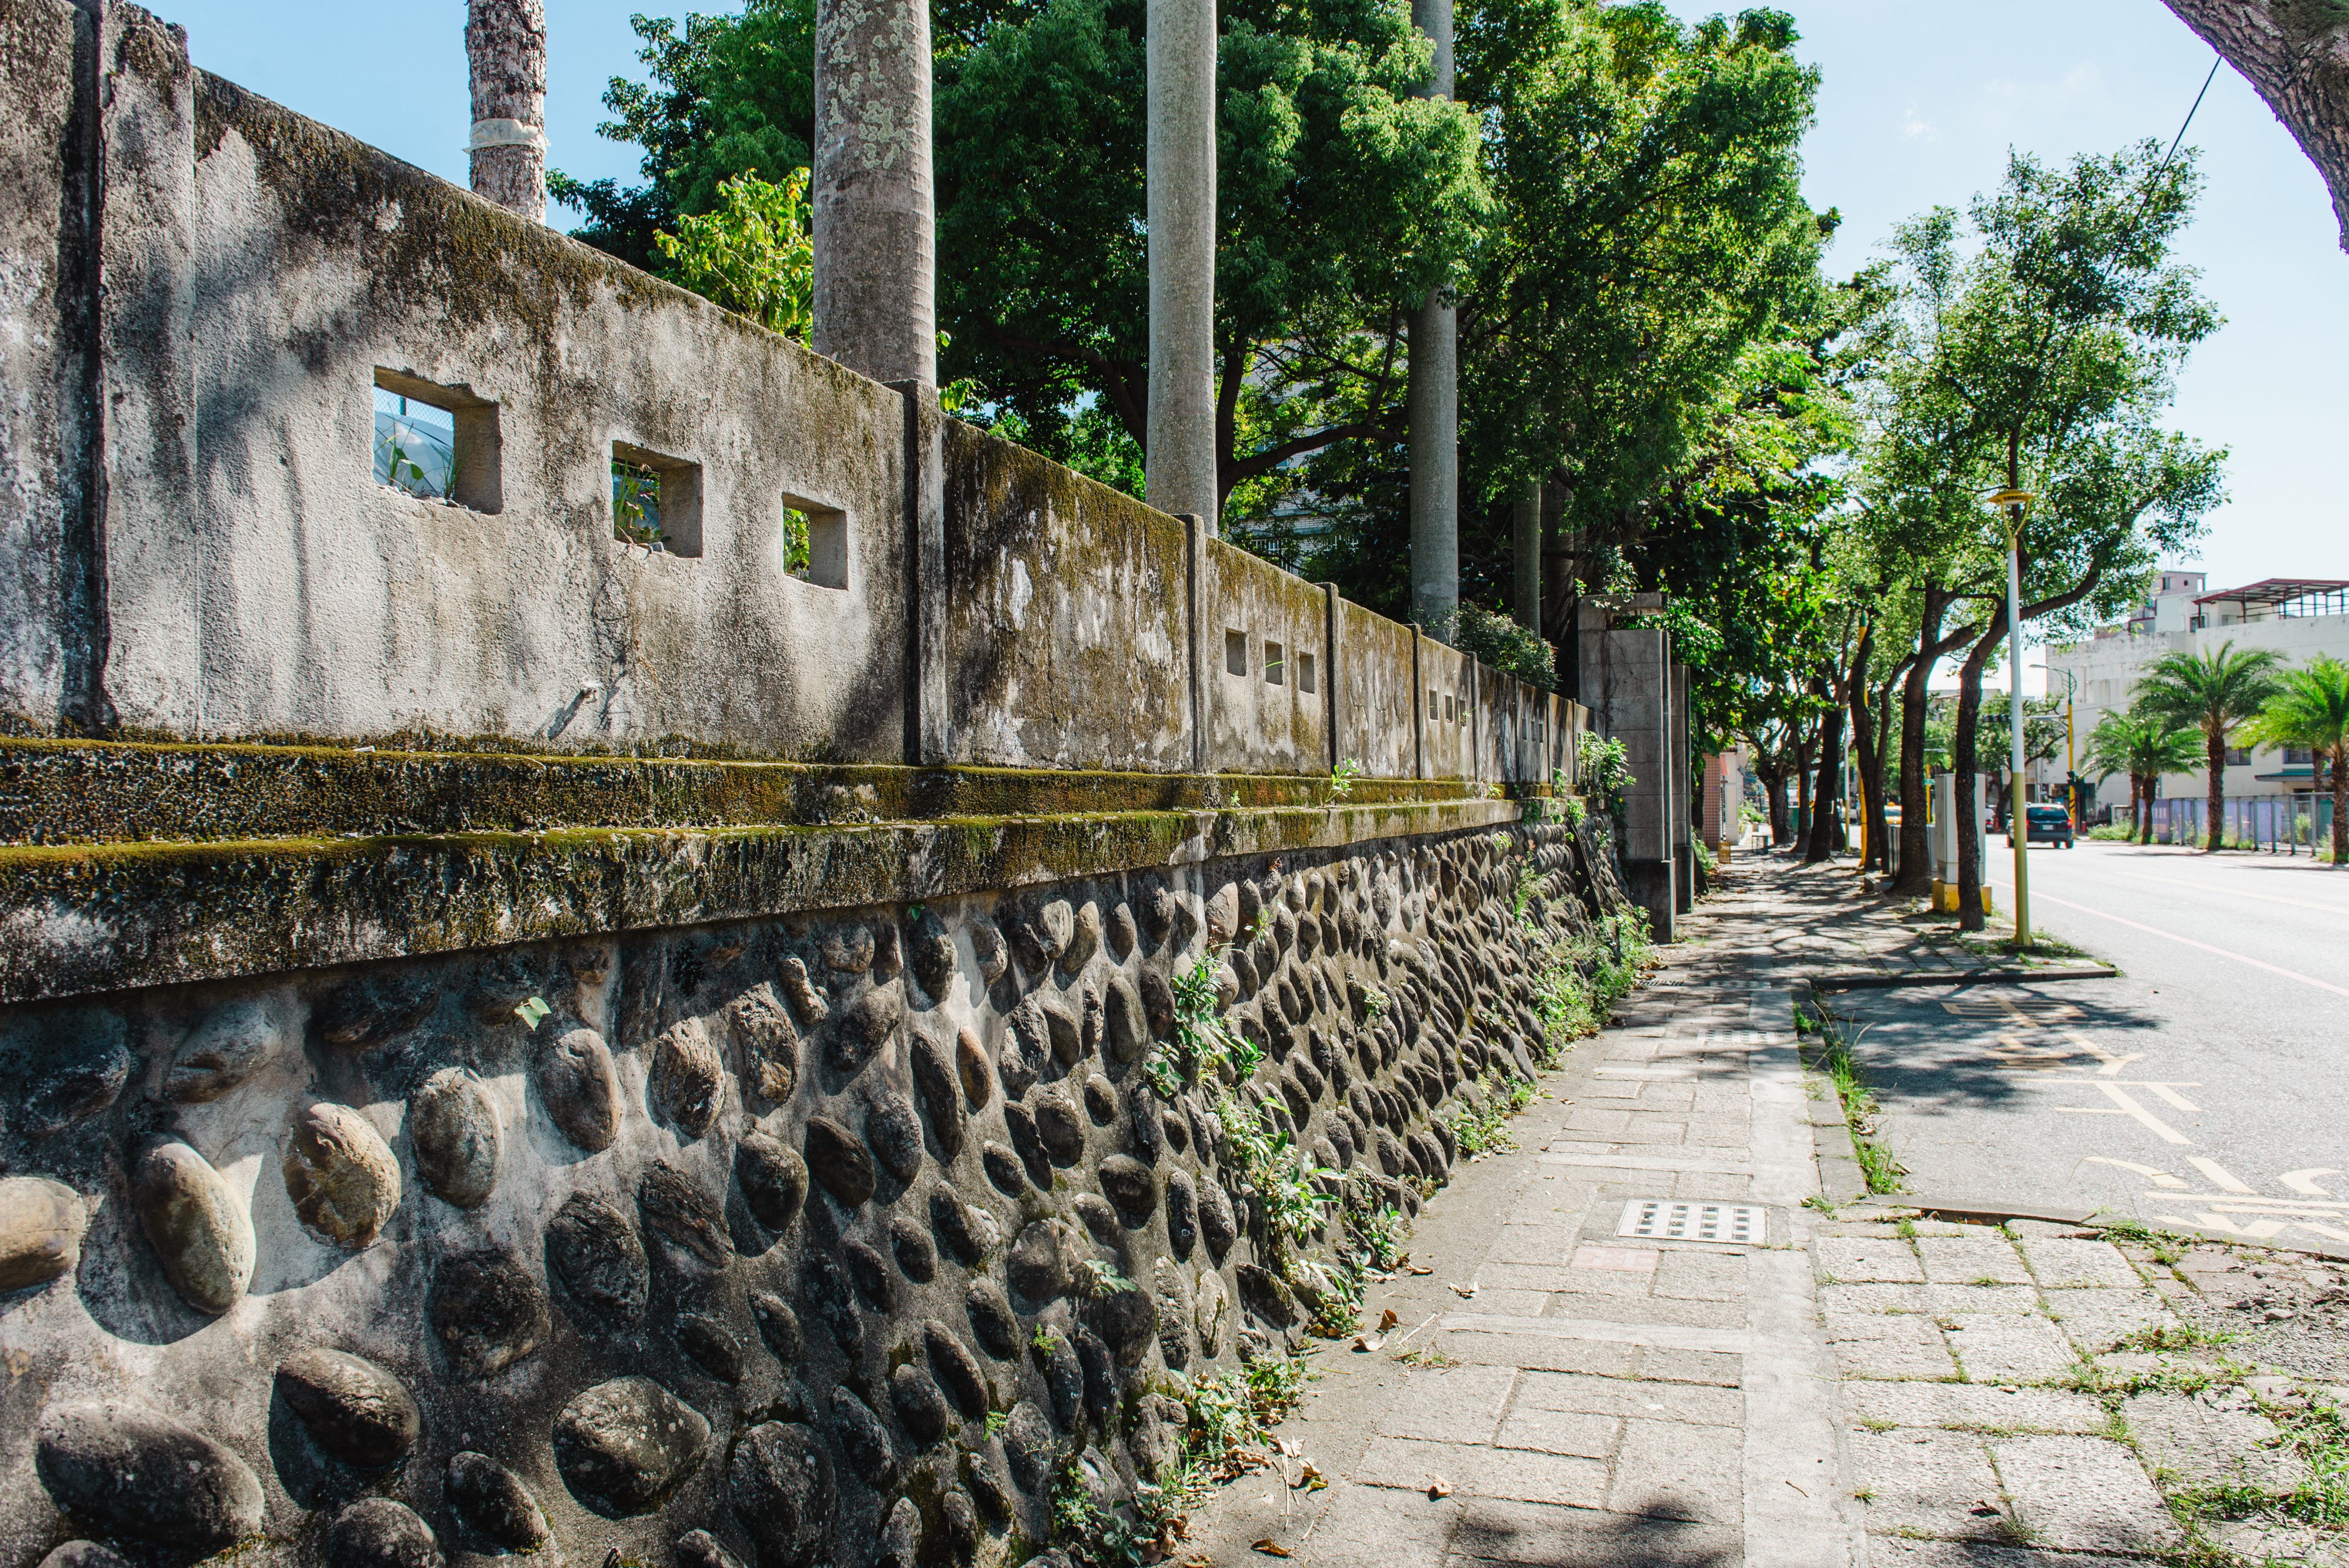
[2046,574,2349,816]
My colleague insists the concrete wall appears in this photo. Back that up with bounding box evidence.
[0,0,1571,784]
[1576,623,1686,940]
[1331,600,1417,780]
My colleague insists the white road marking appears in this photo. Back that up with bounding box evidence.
[2101,865,2349,918]
[2143,1193,2349,1214]
[2187,1156,2256,1194]
[2281,1168,2345,1197]
[1985,882,2349,999]
[2050,1081,2193,1144]
[2087,1157,2186,1189]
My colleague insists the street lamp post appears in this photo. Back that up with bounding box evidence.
[1987,488,2035,947]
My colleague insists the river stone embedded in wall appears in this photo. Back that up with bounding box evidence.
[1229,949,1260,999]
[1195,1271,1229,1356]
[728,1421,835,1568]
[133,1139,254,1315]
[877,1495,919,1568]
[323,1497,441,1568]
[830,985,900,1074]
[33,1400,265,1549]
[276,1348,419,1468]
[1137,968,1174,1041]
[431,1249,548,1377]
[445,1451,550,1552]
[981,1140,1028,1197]
[941,1490,979,1555]
[1006,1219,1074,1302]
[971,922,1009,984]
[1060,904,1100,974]
[1107,902,1138,960]
[1001,1400,1059,1492]
[553,1375,710,1517]
[929,1184,998,1264]
[996,1034,1039,1099]
[0,1176,87,1290]
[677,1313,745,1382]
[1098,1156,1155,1222]
[966,1276,1020,1357]
[1104,974,1147,1063]
[749,1290,804,1365]
[1153,1261,1193,1369]
[1098,1285,1153,1365]
[804,1115,876,1206]
[909,1032,963,1156]
[955,1027,993,1107]
[923,1318,987,1415]
[409,1067,501,1209]
[548,1193,649,1329]
[535,1026,622,1152]
[1036,992,1081,1065]
[283,1101,402,1249]
[160,1001,272,1106]
[37,1543,131,1568]
[805,1252,864,1354]
[650,1017,727,1137]
[737,1132,810,1233]
[1003,1103,1051,1189]
[1072,1193,1118,1245]
[723,982,800,1105]
[909,911,957,1000]
[1083,1074,1118,1126]
[779,957,829,1025]
[826,1385,898,1488]
[1196,1176,1237,1261]
[842,1237,894,1310]
[889,1362,951,1445]
[864,1090,923,1182]
[639,1161,733,1273]
[1161,1168,1197,1260]
[872,921,903,979]
[823,925,875,975]
[1031,1084,1084,1165]
[315,973,438,1050]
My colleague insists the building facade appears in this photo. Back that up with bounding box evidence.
[2047,574,2349,815]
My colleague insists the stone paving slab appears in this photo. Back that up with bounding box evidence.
[2122,1388,2311,1492]
[1992,1433,2183,1553]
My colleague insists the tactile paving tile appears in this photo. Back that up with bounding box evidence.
[1615,1199,1764,1244]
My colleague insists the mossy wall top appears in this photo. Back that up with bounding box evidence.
[0,0,1576,783]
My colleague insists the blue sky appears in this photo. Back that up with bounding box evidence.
[164,0,2346,622]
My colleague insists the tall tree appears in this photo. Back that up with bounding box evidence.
[812,0,937,384]
[468,0,549,220]
[2133,641,2287,851]
[1864,143,2222,929]
[2241,654,2349,865]
[2162,0,2349,252]
[2084,706,2201,844]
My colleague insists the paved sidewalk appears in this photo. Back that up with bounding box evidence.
[1181,857,2349,1566]
[1181,859,1868,1566]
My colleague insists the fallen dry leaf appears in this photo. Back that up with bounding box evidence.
[1277,1437,1302,1458]
[1251,1540,1293,1557]
[1352,1334,1384,1352]
[1448,1281,1476,1298]
[1300,1462,1327,1491]
[1427,1476,1453,1499]
[1407,1263,1434,1275]
[1378,1308,1399,1332]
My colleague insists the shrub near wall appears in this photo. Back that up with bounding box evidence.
[0,819,1624,1568]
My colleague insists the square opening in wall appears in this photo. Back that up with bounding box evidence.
[1264,642,1285,686]
[612,442,704,557]
[1428,687,1438,721]
[1226,629,1249,677]
[782,496,848,589]
[1443,694,1455,722]
[372,369,501,512]
[1298,652,1316,695]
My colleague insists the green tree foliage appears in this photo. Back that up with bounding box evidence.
[2132,640,2286,852]
[655,168,816,339]
[2239,654,2349,863]
[2083,706,2203,844]
[548,0,817,270]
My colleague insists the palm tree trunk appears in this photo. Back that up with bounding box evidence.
[2204,730,2226,851]
[2333,744,2347,865]
[813,0,938,385]
[467,0,547,221]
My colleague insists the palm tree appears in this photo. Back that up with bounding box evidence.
[2083,708,2202,843]
[2132,640,2288,851]
[2240,654,2349,867]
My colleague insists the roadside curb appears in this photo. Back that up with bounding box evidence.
[1795,981,1877,1207]
[1811,964,2118,991]
[1845,1194,2349,1265]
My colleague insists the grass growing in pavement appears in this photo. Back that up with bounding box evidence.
[1798,1005,1907,1194]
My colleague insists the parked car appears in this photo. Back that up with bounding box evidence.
[2010,803,2075,848]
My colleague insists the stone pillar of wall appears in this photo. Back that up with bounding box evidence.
[1576,617,1676,941]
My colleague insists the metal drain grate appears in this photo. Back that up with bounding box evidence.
[1615,1200,1764,1244]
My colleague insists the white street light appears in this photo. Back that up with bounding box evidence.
[1987,487,2035,947]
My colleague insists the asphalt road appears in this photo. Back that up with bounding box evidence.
[1830,838,2349,1248]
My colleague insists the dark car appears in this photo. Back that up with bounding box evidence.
[2010,803,2075,848]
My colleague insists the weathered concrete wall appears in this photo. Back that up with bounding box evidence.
[0,817,1626,1568]
[1200,540,1328,776]
[1417,637,1473,781]
[1331,601,1416,781]
[1576,624,1684,940]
